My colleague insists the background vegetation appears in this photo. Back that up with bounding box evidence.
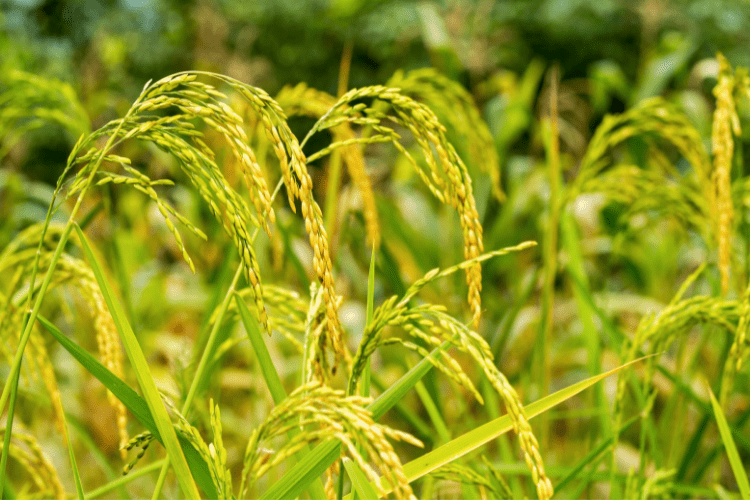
[1,0,750,498]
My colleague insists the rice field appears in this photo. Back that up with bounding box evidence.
[1,7,749,499]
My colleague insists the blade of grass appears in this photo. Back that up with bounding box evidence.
[536,65,561,451]
[369,375,433,444]
[348,247,377,500]
[560,211,609,437]
[73,223,200,499]
[67,427,85,500]
[235,293,327,500]
[414,379,450,444]
[345,356,655,499]
[86,459,167,499]
[342,457,378,500]
[362,246,375,398]
[708,383,750,498]
[37,314,217,498]
[235,293,287,404]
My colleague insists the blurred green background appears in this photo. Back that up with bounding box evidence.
[3,0,750,186]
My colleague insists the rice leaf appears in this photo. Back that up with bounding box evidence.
[72,224,201,500]
[343,356,654,498]
[343,457,379,500]
[235,293,287,405]
[708,383,750,498]
[37,315,218,498]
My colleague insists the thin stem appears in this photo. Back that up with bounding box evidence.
[0,368,19,497]
[152,178,285,498]
[536,65,560,451]
[87,459,167,499]
[324,39,353,254]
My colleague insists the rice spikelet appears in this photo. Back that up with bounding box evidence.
[711,53,740,296]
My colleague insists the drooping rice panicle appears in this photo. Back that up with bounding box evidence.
[306,85,485,325]
[387,67,504,200]
[347,241,552,499]
[238,382,421,500]
[276,83,381,247]
[711,53,741,296]
[574,97,712,204]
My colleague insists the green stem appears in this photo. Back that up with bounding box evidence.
[0,369,19,497]
[152,178,285,499]
[87,459,168,499]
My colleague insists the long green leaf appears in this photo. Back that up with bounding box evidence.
[235,294,287,405]
[235,294,327,500]
[37,315,217,498]
[343,458,379,500]
[72,224,200,500]
[708,384,750,498]
[344,356,654,498]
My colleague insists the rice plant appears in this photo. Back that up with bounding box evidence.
[0,47,748,500]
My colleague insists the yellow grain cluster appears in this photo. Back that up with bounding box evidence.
[0,430,66,500]
[276,82,381,247]
[239,382,420,500]
[711,53,740,295]
[388,68,504,201]
[224,76,345,359]
[310,85,485,324]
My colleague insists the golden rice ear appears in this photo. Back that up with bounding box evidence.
[238,382,420,500]
[275,83,381,249]
[387,67,504,201]
[301,85,485,325]
[712,53,740,296]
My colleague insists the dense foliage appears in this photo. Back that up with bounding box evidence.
[1,1,750,499]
